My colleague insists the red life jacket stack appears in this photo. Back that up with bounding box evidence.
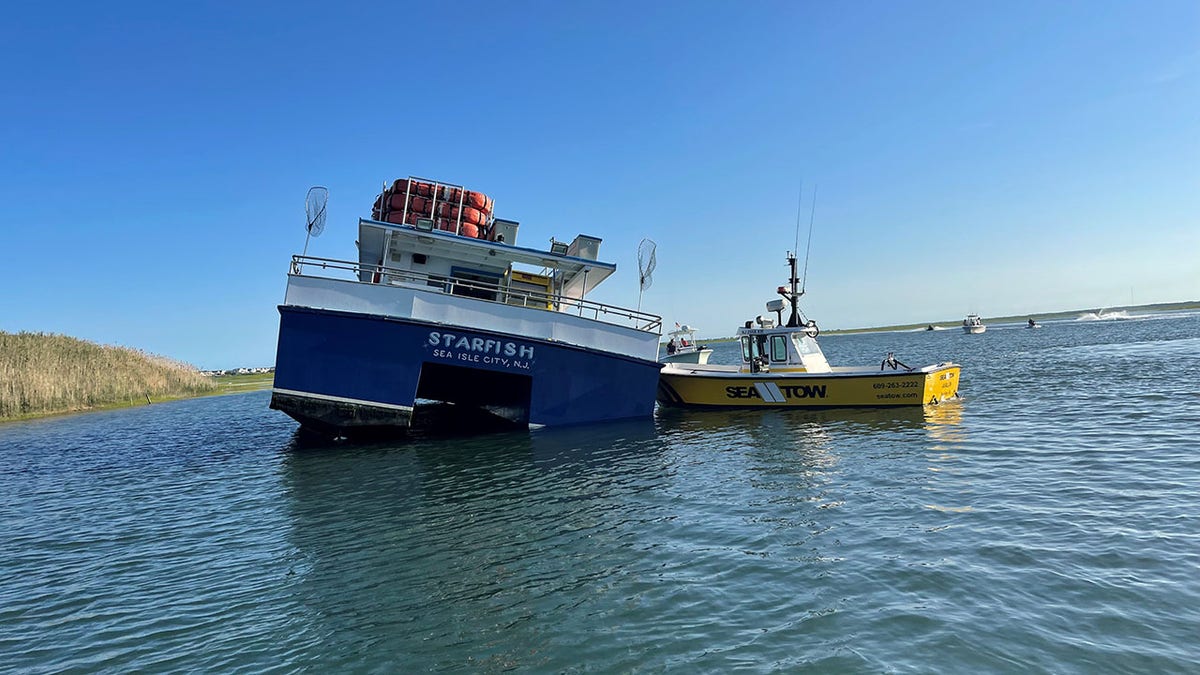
[371,178,495,239]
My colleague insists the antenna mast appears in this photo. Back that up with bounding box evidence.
[800,184,817,294]
[792,182,804,257]
[779,184,818,329]
[784,251,802,327]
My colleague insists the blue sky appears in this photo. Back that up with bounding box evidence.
[2,1,1197,369]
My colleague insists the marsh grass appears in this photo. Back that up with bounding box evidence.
[0,331,217,420]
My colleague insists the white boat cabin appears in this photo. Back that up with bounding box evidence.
[357,219,610,312]
[282,177,662,363]
[736,312,831,374]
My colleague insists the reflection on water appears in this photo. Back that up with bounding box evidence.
[657,402,963,449]
[924,400,966,447]
[278,420,678,670]
[656,403,949,434]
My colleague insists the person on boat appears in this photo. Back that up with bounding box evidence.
[667,338,677,355]
[1028,318,1036,328]
[680,337,689,347]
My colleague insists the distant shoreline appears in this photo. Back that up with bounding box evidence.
[827,300,1200,335]
[679,300,1200,343]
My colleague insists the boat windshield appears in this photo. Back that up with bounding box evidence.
[791,334,822,356]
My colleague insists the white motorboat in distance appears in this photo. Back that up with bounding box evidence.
[662,324,713,364]
[962,314,986,334]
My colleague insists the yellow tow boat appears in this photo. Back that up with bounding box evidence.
[657,253,961,410]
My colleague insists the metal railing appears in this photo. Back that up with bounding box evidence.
[290,255,663,333]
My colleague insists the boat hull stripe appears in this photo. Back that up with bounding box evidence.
[271,388,415,412]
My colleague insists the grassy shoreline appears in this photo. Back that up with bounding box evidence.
[0,372,274,425]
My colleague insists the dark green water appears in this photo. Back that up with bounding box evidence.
[2,311,1198,672]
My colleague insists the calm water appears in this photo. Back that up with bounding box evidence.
[3,311,1199,672]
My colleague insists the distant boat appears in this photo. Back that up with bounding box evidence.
[962,314,986,334]
[925,324,935,331]
[1027,318,1042,329]
[662,324,713,364]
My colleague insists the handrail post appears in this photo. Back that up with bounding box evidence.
[455,184,465,235]
[430,178,440,233]
[401,177,411,226]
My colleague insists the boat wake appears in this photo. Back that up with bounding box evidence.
[1077,310,1134,321]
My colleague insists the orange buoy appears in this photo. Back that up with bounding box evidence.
[464,191,492,212]
[391,179,442,199]
[386,211,424,226]
[450,206,486,225]
[439,187,493,212]
[391,195,434,214]
[461,222,479,238]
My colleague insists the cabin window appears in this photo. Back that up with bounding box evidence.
[742,335,771,361]
[770,335,788,362]
[449,266,502,301]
